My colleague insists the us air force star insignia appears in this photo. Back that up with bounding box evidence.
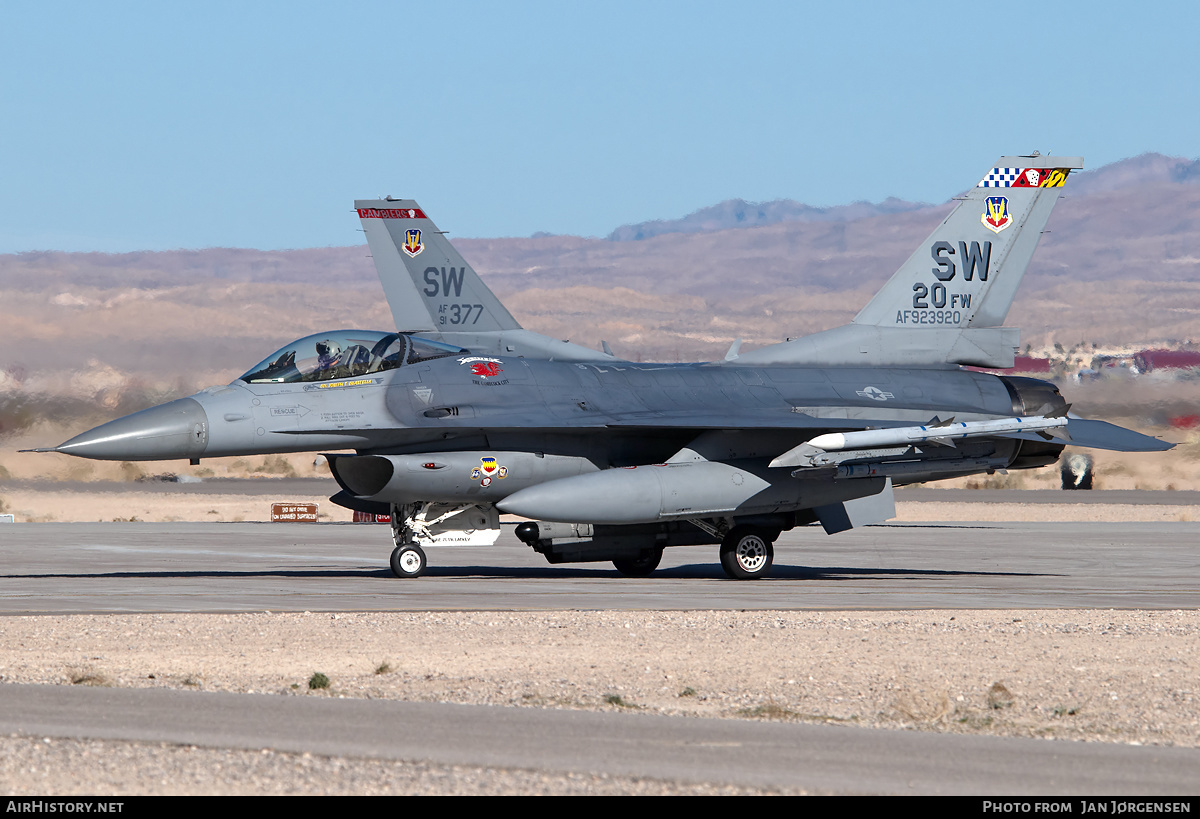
[857,386,894,401]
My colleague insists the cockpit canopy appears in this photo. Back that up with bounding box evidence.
[238,330,466,384]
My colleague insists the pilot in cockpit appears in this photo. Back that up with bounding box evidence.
[315,339,342,375]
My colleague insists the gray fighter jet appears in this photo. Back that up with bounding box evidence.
[33,155,1172,579]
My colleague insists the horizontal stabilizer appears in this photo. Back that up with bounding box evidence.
[1062,419,1173,452]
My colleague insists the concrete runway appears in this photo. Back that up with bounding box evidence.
[2,518,1198,794]
[0,520,1197,612]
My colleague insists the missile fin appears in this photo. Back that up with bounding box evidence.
[769,442,823,468]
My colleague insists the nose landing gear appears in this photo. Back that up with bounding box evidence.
[390,543,427,578]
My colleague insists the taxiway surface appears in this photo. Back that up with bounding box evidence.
[0,520,1196,612]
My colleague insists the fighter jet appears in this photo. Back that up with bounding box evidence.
[32,155,1172,579]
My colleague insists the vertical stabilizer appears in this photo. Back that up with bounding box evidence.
[356,199,521,334]
[735,155,1082,368]
[854,156,1082,328]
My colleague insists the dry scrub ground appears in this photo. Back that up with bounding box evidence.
[0,610,1196,750]
[3,608,1199,795]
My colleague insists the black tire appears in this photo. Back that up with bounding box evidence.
[613,548,663,577]
[719,527,774,580]
[390,544,427,578]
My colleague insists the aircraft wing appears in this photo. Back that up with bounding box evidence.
[603,410,880,430]
[284,407,1171,455]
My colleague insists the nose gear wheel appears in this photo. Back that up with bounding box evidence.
[390,543,427,578]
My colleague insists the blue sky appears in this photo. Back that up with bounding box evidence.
[2,1,1198,252]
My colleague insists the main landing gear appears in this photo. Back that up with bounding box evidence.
[612,548,663,577]
[383,502,780,580]
[719,526,775,580]
[608,530,775,580]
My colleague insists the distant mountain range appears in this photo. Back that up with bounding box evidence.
[606,196,930,241]
[1067,152,1200,194]
[604,152,1200,241]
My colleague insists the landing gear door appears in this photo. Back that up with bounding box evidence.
[393,503,501,548]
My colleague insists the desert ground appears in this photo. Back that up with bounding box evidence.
[0,608,1198,795]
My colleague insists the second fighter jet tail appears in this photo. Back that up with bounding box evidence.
[358,199,616,361]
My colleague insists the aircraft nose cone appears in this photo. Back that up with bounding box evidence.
[53,398,209,461]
